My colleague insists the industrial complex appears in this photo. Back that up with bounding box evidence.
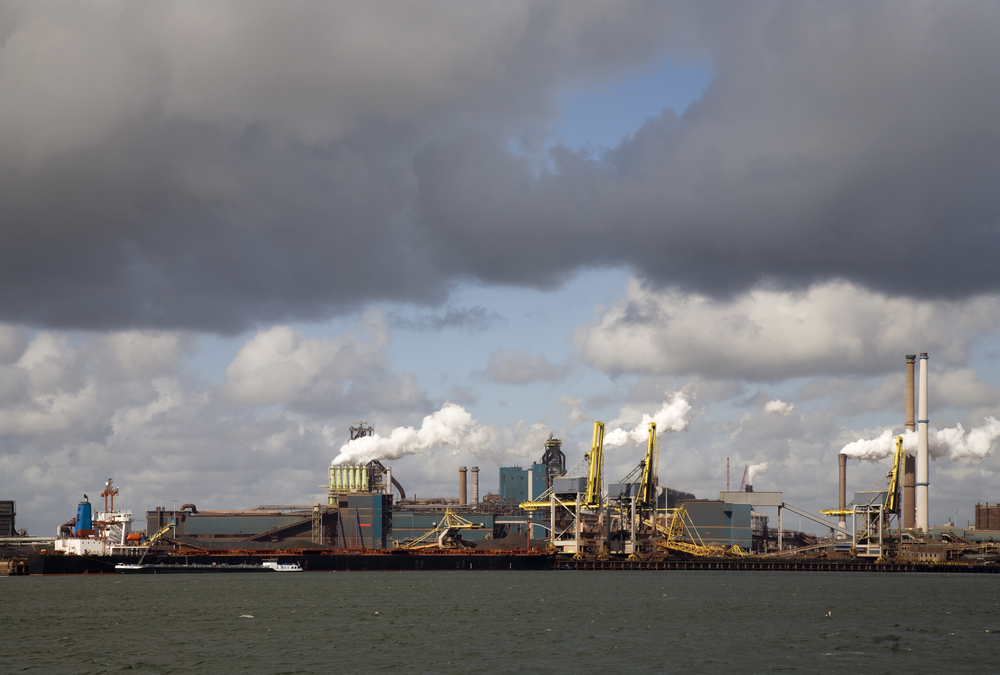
[4,352,1000,575]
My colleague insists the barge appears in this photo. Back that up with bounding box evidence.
[25,547,554,575]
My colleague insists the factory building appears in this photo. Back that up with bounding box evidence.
[680,500,753,550]
[146,506,318,549]
[0,501,14,537]
[975,503,1000,531]
[499,464,548,505]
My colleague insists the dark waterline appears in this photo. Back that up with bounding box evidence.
[3,571,999,674]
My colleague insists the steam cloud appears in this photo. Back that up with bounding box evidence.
[839,417,1000,462]
[604,393,692,447]
[332,403,494,465]
[747,462,769,484]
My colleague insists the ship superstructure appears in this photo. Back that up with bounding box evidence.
[54,478,138,556]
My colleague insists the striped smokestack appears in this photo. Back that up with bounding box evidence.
[459,466,467,505]
[470,466,479,507]
[904,354,916,529]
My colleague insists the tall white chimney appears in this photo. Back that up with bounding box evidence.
[470,466,479,508]
[916,353,929,531]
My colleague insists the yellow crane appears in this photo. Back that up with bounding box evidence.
[821,435,906,559]
[884,435,904,514]
[608,422,659,560]
[652,506,724,557]
[519,421,606,511]
[636,422,657,513]
[583,421,606,510]
[398,509,484,550]
[134,519,177,564]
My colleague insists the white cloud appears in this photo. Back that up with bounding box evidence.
[764,400,794,416]
[222,311,391,407]
[574,279,1000,381]
[0,316,432,534]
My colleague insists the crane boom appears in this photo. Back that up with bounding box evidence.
[884,435,905,514]
[636,422,657,509]
[583,421,605,508]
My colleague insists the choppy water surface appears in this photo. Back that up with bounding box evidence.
[2,571,999,674]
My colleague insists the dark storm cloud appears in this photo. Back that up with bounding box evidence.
[0,1,681,331]
[0,117,436,332]
[416,2,1000,298]
[3,2,998,333]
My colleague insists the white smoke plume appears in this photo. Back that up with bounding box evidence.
[839,417,1000,463]
[604,392,692,447]
[331,402,550,465]
[747,462,769,484]
[764,400,794,416]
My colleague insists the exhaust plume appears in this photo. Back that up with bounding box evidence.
[839,417,1000,462]
[331,402,550,465]
[747,462,769,484]
[605,392,692,447]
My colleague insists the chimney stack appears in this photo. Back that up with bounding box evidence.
[470,467,479,507]
[838,453,847,536]
[916,353,929,530]
[458,467,467,505]
[904,355,916,529]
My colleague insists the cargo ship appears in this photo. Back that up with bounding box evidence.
[26,547,553,575]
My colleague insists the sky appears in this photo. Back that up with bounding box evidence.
[3,1,1000,535]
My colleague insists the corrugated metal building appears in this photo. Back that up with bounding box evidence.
[499,464,547,505]
[146,509,313,541]
[681,501,753,550]
[145,494,394,549]
[332,494,391,549]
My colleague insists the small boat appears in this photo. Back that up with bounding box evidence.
[262,560,303,572]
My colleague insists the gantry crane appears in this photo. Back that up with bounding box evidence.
[608,422,659,559]
[822,435,906,559]
[519,421,607,558]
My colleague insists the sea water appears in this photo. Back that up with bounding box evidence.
[2,571,999,674]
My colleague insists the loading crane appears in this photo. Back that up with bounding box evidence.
[822,435,906,559]
[884,435,904,515]
[134,519,177,564]
[651,506,724,558]
[608,422,659,559]
[583,421,605,510]
[398,509,484,550]
[519,421,606,512]
[636,422,657,513]
[518,421,607,558]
